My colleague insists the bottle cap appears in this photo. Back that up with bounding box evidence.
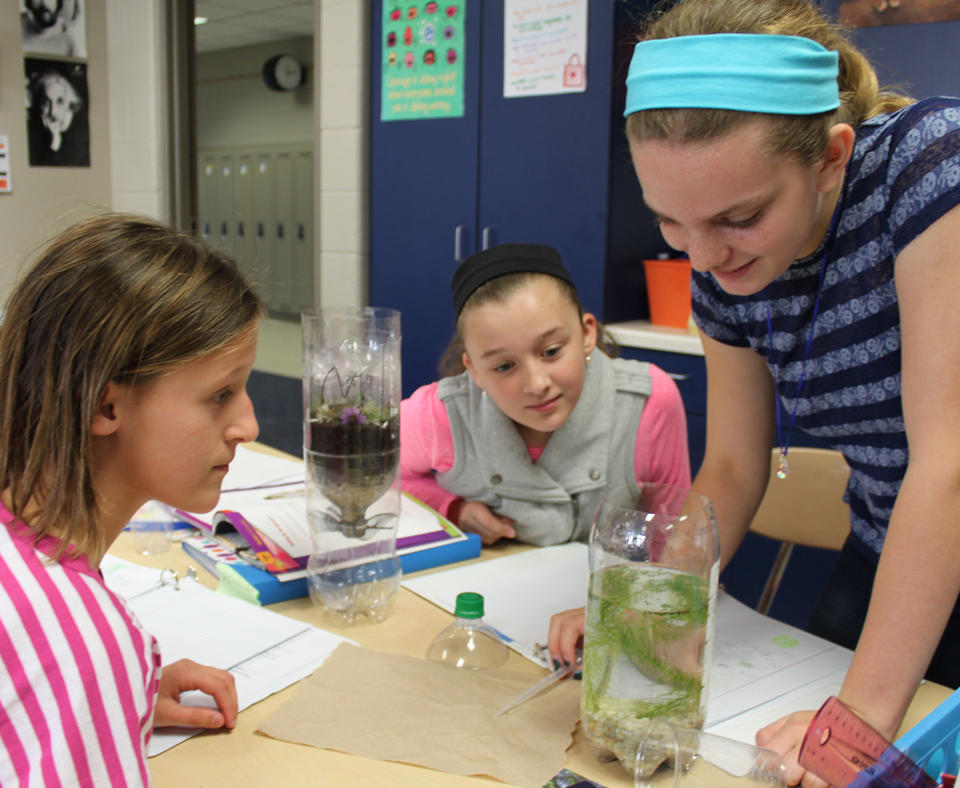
[454,591,484,619]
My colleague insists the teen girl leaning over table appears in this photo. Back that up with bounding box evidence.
[547,1,960,784]
[400,243,690,546]
[0,213,264,784]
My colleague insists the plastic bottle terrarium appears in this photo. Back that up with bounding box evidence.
[302,307,402,623]
[581,483,719,775]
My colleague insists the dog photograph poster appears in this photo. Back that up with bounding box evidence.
[24,58,90,167]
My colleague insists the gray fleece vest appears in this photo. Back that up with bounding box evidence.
[436,351,652,545]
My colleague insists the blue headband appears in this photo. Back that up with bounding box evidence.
[624,34,840,117]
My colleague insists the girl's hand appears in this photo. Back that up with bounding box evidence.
[756,710,827,787]
[456,500,516,545]
[548,607,585,668]
[154,658,238,730]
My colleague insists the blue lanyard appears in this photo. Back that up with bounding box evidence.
[766,199,841,479]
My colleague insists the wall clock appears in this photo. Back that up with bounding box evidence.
[262,54,305,91]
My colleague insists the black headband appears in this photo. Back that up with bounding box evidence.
[451,243,574,316]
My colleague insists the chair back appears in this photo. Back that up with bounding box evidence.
[751,447,850,615]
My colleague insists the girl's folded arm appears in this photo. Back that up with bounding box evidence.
[400,382,460,518]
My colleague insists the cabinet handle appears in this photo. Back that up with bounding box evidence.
[482,226,493,250]
[666,372,690,382]
[454,225,465,263]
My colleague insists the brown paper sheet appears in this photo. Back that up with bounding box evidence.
[257,643,582,786]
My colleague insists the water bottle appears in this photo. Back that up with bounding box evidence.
[635,719,787,787]
[583,483,719,771]
[426,592,508,669]
[301,307,403,624]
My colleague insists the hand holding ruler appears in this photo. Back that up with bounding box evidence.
[799,696,954,788]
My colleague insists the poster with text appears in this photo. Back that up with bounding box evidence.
[20,0,87,58]
[380,1,465,121]
[25,58,90,167]
[504,0,588,98]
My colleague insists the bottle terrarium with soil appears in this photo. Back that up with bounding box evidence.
[581,483,719,777]
[302,307,401,623]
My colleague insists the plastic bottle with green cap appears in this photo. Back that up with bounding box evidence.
[425,592,508,669]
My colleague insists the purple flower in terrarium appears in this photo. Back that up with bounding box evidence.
[339,407,367,425]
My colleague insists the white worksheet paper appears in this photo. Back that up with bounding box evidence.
[101,555,347,755]
[405,542,589,665]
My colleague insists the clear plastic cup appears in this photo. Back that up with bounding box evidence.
[129,519,172,555]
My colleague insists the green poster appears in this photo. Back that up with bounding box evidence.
[380,1,465,121]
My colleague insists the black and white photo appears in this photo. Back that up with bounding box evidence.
[20,0,86,58]
[25,58,90,167]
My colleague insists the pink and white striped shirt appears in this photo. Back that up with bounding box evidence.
[0,504,161,787]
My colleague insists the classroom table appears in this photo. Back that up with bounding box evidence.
[117,445,953,787]
[109,531,953,788]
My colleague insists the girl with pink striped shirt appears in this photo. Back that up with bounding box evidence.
[0,214,263,786]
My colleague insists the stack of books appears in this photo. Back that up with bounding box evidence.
[169,445,480,605]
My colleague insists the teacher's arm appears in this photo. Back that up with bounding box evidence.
[840,203,960,738]
[693,333,777,569]
[759,204,960,787]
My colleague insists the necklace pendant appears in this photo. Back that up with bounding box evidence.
[776,454,789,480]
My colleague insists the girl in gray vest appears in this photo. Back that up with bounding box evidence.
[401,243,690,546]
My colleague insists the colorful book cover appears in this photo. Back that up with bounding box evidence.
[184,493,470,578]
[178,493,482,604]
[214,510,302,573]
[184,533,482,606]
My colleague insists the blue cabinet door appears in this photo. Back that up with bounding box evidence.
[475,1,614,317]
[372,1,618,395]
[370,1,483,396]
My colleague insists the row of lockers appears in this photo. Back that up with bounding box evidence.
[198,147,314,318]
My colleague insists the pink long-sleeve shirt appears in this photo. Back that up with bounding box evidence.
[401,363,691,521]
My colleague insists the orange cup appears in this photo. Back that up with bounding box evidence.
[643,257,691,329]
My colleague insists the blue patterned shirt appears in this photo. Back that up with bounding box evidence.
[692,97,960,559]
